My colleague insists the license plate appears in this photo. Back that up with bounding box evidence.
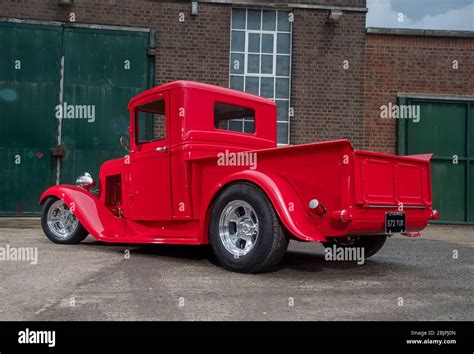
[385,212,406,233]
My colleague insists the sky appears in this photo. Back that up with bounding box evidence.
[366,0,474,31]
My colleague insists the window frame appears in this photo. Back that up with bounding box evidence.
[131,92,170,151]
[135,99,166,145]
[229,8,292,146]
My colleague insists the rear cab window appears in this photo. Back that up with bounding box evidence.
[214,102,255,134]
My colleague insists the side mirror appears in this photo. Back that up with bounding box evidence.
[120,136,130,152]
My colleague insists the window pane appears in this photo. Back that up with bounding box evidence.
[230,75,244,91]
[247,9,261,30]
[244,120,255,134]
[137,112,153,142]
[276,100,289,122]
[230,53,244,74]
[232,8,246,29]
[260,77,274,99]
[262,10,276,31]
[261,34,274,53]
[277,122,289,144]
[231,30,245,52]
[276,78,289,98]
[277,33,290,54]
[229,120,244,132]
[276,55,290,76]
[277,11,291,32]
[136,99,166,144]
[260,54,273,74]
[248,33,260,53]
[215,102,254,134]
[247,54,260,74]
[245,76,259,95]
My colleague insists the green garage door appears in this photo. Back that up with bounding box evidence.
[0,23,62,215]
[398,97,474,224]
[0,21,153,215]
[60,27,151,186]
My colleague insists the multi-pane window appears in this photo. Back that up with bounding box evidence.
[230,8,292,145]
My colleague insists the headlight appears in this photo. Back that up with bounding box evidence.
[75,172,95,190]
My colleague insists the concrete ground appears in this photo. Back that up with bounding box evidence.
[0,218,472,321]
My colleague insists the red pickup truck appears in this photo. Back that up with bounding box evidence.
[40,81,438,273]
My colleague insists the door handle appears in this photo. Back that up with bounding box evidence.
[155,146,168,152]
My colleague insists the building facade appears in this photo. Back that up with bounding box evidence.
[0,0,473,223]
[364,28,474,223]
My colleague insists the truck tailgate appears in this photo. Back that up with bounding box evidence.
[353,151,432,208]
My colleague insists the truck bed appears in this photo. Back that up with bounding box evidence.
[191,139,433,241]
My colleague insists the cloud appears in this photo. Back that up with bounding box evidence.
[367,0,474,31]
[413,4,474,31]
[366,1,414,27]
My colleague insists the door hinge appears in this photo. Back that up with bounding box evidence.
[147,47,156,56]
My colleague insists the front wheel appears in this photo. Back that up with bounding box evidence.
[41,197,89,244]
[322,235,387,258]
[209,182,289,274]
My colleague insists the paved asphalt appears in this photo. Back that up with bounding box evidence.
[0,219,472,321]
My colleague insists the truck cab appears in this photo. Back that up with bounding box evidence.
[100,81,277,221]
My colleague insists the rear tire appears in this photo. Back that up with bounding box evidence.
[322,235,387,258]
[209,182,289,273]
[41,197,89,244]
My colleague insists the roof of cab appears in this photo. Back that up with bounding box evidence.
[128,80,276,109]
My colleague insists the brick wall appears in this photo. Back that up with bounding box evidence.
[0,0,231,87]
[364,32,474,153]
[0,0,367,147]
[291,9,366,146]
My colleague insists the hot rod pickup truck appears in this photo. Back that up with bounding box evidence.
[40,81,438,273]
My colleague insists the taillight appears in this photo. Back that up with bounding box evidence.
[330,209,352,223]
[308,199,326,216]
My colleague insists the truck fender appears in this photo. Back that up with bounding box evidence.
[40,185,125,241]
[201,170,325,243]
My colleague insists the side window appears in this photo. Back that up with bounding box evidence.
[214,102,255,134]
[136,99,166,144]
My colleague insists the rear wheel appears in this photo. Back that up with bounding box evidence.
[209,183,289,273]
[322,235,387,258]
[41,197,89,244]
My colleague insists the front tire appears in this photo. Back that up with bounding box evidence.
[209,182,289,273]
[41,197,89,244]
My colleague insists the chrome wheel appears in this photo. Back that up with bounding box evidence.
[219,200,259,257]
[46,200,79,239]
[210,183,289,273]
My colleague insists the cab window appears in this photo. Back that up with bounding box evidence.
[214,102,255,134]
[136,99,166,144]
